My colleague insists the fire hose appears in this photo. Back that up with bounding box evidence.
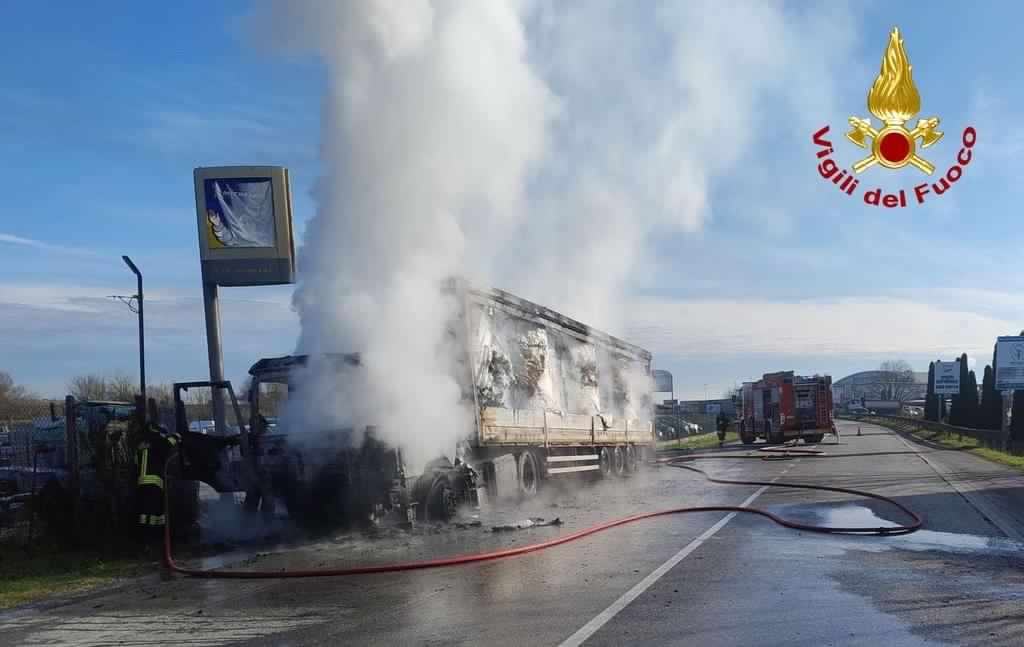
[162,445,923,579]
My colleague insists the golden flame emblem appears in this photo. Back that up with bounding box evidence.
[846,27,943,174]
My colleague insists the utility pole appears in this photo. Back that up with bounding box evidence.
[112,256,145,407]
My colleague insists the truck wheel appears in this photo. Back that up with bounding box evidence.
[624,445,638,473]
[517,450,541,498]
[612,446,627,477]
[741,434,755,445]
[804,434,824,444]
[598,447,613,478]
[424,476,457,522]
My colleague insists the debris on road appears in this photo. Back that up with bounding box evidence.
[491,517,562,532]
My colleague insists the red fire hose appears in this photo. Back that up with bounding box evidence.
[162,449,922,579]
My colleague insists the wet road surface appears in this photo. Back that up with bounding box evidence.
[2,419,1023,646]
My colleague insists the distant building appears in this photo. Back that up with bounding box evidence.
[832,370,928,407]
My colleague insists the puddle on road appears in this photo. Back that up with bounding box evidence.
[777,504,1024,557]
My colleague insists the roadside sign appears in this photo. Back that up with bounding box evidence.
[933,360,960,395]
[995,336,1024,391]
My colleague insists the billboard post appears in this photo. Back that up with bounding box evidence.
[193,166,295,436]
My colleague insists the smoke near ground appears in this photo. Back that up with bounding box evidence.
[246,1,853,468]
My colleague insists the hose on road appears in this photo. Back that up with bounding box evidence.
[162,447,922,579]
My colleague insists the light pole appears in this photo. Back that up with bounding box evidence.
[121,255,145,401]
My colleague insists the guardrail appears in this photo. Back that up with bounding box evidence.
[837,413,1024,456]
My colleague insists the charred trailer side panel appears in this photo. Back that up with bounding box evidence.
[460,284,654,495]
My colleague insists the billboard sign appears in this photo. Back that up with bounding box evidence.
[194,166,295,286]
[995,336,1024,391]
[705,403,721,415]
[933,360,960,395]
[652,370,673,393]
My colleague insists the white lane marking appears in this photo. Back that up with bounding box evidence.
[891,429,1024,542]
[558,463,797,647]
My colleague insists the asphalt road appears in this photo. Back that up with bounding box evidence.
[3,419,1024,646]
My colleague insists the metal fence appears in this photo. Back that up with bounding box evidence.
[1,397,154,544]
[838,413,1024,456]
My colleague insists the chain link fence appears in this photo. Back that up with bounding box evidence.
[0,398,162,546]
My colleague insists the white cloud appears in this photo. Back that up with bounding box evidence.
[0,233,103,259]
[622,295,1014,361]
[1,282,298,396]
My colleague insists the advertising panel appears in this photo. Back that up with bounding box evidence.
[194,166,295,286]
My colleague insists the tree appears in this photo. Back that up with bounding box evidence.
[989,341,1004,429]
[925,361,938,422]
[68,374,108,401]
[1012,389,1024,441]
[949,353,971,426]
[964,369,979,428]
[877,360,916,402]
[0,371,28,402]
[105,373,138,402]
[147,383,173,405]
[1011,331,1024,442]
[980,365,1002,430]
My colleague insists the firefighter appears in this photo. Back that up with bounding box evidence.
[716,412,728,447]
[135,420,180,541]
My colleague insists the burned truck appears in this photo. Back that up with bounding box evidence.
[175,282,655,529]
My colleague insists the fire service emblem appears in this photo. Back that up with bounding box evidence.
[811,27,976,208]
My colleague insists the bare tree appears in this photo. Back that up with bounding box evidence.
[68,374,108,401]
[105,373,138,402]
[146,382,174,408]
[878,360,916,402]
[0,371,29,404]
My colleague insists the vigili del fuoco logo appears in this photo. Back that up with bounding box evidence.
[812,27,976,208]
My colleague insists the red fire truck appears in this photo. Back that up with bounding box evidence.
[738,371,833,445]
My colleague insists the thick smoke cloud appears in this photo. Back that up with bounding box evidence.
[247,0,851,469]
[251,0,556,470]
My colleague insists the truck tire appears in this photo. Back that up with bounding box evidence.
[423,475,457,522]
[598,447,613,478]
[517,450,541,498]
[741,434,755,445]
[612,446,627,477]
[804,434,824,444]
[624,445,638,473]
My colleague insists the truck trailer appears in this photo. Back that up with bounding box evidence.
[174,281,655,530]
[738,371,833,445]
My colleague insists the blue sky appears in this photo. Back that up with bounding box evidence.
[3,1,1024,400]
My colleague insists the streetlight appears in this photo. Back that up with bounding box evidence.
[115,255,145,402]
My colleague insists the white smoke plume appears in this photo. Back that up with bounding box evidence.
[250,0,556,470]
[247,0,853,469]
